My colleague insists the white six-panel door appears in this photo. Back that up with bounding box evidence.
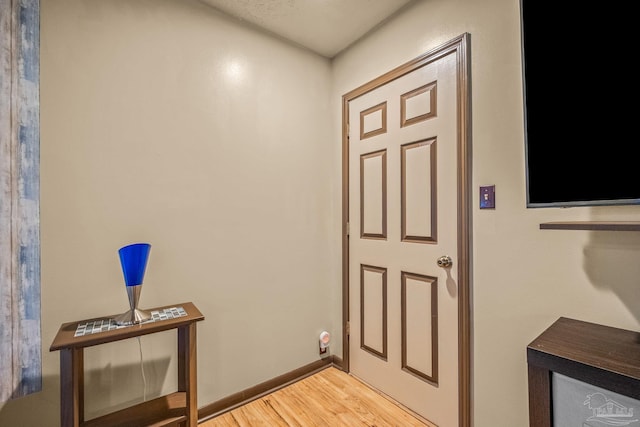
[344,35,471,427]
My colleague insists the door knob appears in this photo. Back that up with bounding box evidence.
[437,255,453,268]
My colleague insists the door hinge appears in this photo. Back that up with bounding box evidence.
[346,321,350,336]
[346,222,350,236]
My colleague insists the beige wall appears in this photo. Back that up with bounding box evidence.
[0,0,336,424]
[2,0,640,426]
[333,0,640,426]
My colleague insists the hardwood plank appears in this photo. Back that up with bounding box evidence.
[233,399,290,427]
[199,358,333,420]
[199,367,435,427]
[202,412,239,427]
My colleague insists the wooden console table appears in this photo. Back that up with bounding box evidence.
[50,302,205,427]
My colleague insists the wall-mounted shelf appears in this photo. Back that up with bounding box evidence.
[540,221,640,231]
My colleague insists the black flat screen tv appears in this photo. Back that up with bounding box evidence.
[519,1,638,208]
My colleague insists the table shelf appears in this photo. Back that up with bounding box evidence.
[82,392,187,427]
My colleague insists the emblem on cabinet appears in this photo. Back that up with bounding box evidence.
[583,392,638,426]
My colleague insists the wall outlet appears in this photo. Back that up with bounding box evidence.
[319,331,330,357]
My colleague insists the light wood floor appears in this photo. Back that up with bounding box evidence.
[199,367,436,427]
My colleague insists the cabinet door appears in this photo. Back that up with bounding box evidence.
[552,373,640,427]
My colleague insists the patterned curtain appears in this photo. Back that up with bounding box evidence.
[0,0,41,401]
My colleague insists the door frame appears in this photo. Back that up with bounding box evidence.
[341,33,472,427]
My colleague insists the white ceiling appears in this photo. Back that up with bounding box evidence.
[199,0,415,58]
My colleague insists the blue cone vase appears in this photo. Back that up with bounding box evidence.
[119,243,151,287]
[114,243,152,325]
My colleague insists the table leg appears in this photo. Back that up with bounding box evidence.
[60,347,84,427]
[178,323,198,426]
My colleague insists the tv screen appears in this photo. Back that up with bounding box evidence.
[520,1,638,208]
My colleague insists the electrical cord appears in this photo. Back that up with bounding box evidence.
[137,336,147,401]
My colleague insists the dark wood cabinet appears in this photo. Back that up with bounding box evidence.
[527,317,640,427]
[50,302,204,427]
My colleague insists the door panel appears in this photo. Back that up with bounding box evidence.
[360,150,387,239]
[343,35,471,427]
[361,264,387,359]
[401,138,436,242]
[402,271,437,384]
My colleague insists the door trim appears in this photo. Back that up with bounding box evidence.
[341,33,472,427]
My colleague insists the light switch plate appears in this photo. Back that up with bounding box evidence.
[480,185,495,209]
